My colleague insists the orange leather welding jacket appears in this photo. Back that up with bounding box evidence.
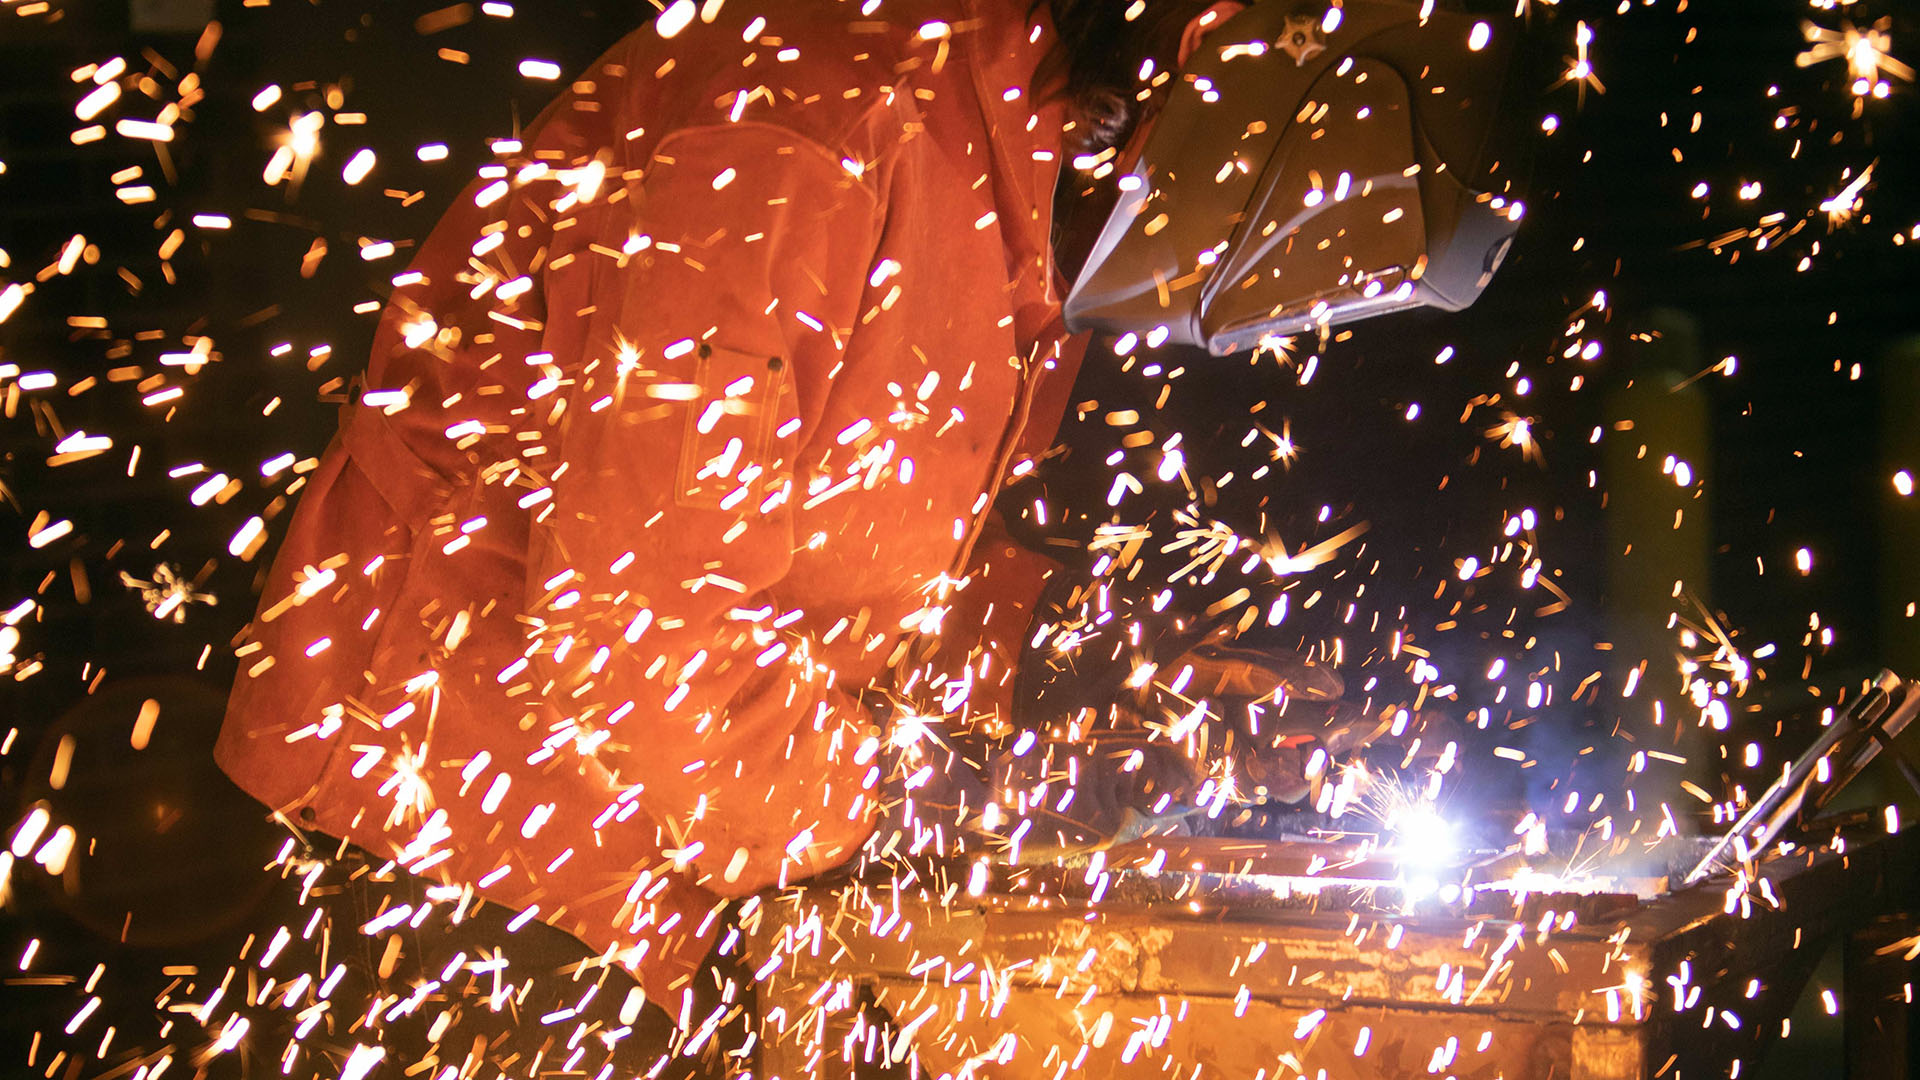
[214,0,1087,1004]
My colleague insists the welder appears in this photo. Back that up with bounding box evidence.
[214,0,1517,1048]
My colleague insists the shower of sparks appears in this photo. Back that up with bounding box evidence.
[1796,16,1913,99]
[2,0,1915,1077]
[1261,520,1371,577]
[1484,411,1543,463]
[1820,160,1874,227]
[118,563,218,623]
[1553,20,1605,105]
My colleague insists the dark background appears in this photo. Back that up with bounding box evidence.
[2,0,1917,1075]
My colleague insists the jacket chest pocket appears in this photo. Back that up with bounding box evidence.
[674,344,795,511]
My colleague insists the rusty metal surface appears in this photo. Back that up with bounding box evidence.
[744,828,1920,1078]
[745,890,1648,1077]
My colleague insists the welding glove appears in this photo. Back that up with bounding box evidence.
[1356,707,1465,769]
[1176,638,1346,704]
[865,724,1204,864]
[1172,637,1465,767]
[862,639,1376,863]
[985,730,1205,860]
[1138,638,1371,806]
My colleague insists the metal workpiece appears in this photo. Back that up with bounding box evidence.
[744,825,1920,1078]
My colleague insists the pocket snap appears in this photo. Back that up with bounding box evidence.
[673,346,794,510]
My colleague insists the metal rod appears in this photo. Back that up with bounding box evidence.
[1683,670,1908,885]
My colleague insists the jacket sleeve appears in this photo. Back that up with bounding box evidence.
[526,120,889,898]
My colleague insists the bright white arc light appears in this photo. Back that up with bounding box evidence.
[1391,808,1457,867]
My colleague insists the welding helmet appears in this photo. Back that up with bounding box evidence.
[1060,0,1523,356]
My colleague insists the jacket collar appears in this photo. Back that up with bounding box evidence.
[953,0,1069,318]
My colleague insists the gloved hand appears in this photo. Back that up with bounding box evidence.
[1176,637,1345,704]
[1136,636,1455,802]
[984,730,1202,859]
[864,721,1204,864]
[860,634,1456,865]
[1131,637,1362,806]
